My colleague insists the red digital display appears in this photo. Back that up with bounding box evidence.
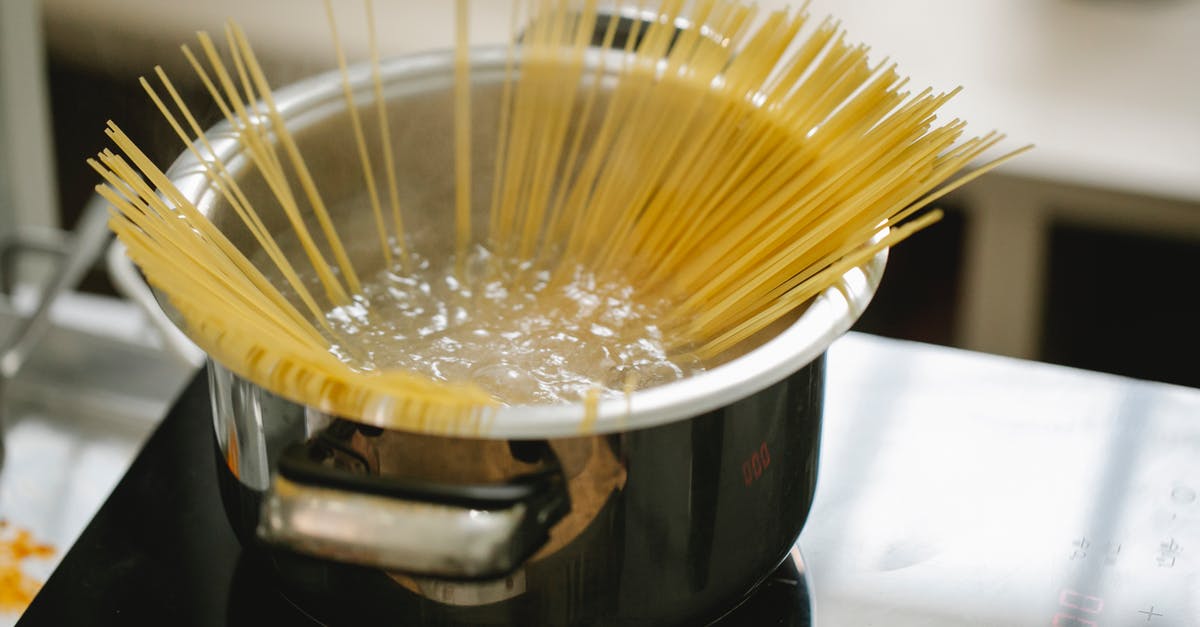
[1052,589,1103,626]
[742,441,772,487]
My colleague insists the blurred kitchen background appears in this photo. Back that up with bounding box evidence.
[19,0,1200,385]
[0,0,1197,620]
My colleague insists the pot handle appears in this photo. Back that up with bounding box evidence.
[257,436,570,579]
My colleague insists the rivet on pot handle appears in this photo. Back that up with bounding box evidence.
[257,438,571,579]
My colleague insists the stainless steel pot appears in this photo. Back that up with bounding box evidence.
[159,45,886,626]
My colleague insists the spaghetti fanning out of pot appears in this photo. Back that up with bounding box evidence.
[91,0,1028,433]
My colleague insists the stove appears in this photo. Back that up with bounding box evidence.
[224,540,813,626]
[15,333,1200,625]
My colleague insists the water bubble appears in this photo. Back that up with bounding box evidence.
[320,245,702,405]
[590,323,615,338]
[472,361,540,401]
[431,357,472,382]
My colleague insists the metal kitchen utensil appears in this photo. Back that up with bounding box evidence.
[0,194,112,467]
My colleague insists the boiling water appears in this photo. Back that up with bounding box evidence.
[324,247,701,405]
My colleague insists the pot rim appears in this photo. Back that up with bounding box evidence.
[164,46,886,439]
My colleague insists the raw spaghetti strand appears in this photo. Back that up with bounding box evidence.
[223,23,282,179]
[454,0,472,278]
[138,70,329,330]
[490,0,553,260]
[91,151,323,346]
[194,30,352,306]
[366,0,412,270]
[515,2,596,262]
[554,3,651,272]
[485,0,522,254]
[537,0,625,262]
[94,2,1029,433]
[229,24,364,296]
[324,0,393,268]
[689,210,946,360]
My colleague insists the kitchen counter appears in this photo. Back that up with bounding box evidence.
[0,294,194,626]
[16,332,1200,625]
[808,334,1199,625]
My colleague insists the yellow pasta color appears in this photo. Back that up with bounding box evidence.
[95,1,1025,432]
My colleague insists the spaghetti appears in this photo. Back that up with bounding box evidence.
[93,0,1028,433]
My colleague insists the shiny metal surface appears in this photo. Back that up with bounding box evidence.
[213,355,827,625]
[804,333,1200,626]
[207,361,304,492]
[0,195,111,382]
[259,475,529,578]
[712,544,815,626]
[0,195,113,466]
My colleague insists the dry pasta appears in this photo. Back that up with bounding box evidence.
[93,0,1029,432]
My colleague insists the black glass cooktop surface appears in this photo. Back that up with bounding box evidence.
[17,374,811,626]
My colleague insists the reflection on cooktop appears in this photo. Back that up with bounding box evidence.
[711,545,813,627]
[224,545,813,626]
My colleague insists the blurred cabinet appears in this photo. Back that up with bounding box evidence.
[856,175,1200,388]
[0,0,58,236]
[1043,220,1200,388]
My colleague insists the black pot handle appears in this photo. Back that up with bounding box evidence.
[257,432,570,580]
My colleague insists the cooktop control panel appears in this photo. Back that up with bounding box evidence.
[803,336,1199,626]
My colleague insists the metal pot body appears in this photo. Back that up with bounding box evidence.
[211,353,824,626]
[152,42,884,625]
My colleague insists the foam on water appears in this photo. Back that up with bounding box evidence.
[325,246,701,405]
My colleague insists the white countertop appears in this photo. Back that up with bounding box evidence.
[807,332,1200,625]
[43,0,1200,202]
